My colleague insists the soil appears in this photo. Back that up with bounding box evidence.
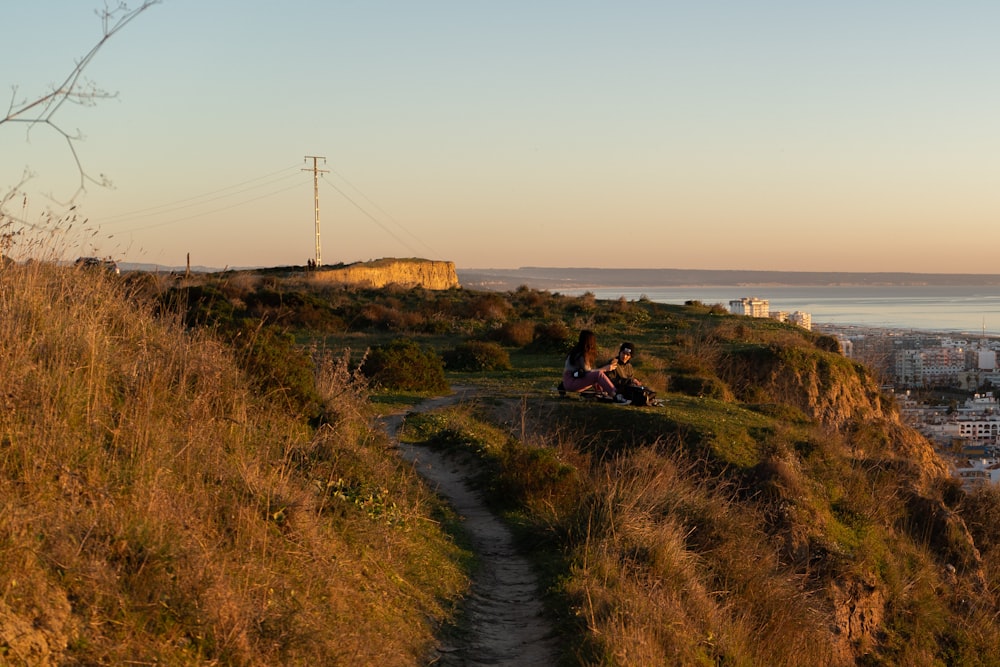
[382,392,560,666]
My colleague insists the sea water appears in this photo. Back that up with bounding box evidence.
[559,285,1000,336]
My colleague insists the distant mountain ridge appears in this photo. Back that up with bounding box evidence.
[457,267,1000,291]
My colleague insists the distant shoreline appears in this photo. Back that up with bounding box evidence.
[457,267,1000,291]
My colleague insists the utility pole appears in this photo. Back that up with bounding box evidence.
[303,156,328,266]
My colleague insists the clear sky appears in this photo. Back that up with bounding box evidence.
[4,1,1000,272]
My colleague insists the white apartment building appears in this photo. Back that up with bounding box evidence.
[943,417,1000,445]
[961,392,998,412]
[834,335,854,358]
[789,311,812,330]
[729,297,769,318]
[895,346,967,387]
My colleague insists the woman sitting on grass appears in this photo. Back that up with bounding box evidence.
[562,330,630,404]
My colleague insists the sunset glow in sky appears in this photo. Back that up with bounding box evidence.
[4,2,1000,272]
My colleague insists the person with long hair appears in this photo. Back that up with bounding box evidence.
[562,330,630,404]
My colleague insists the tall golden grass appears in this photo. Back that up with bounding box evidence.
[565,446,837,666]
[0,261,467,664]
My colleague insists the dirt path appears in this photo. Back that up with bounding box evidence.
[382,391,560,666]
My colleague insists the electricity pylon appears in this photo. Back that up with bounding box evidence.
[303,156,328,266]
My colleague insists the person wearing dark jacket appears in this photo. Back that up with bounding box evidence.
[606,342,640,390]
[606,342,658,406]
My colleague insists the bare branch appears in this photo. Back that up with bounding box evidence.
[1,1,160,204]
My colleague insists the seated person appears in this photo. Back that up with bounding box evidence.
[606,342,657,406]
[562,330,630,404]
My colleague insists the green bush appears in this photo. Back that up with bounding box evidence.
[239,325,324,420]
[464,293,513,321]
[489,320,536,347]
[815,334,842,353]
[443,341,512,372]
[166,284,240,328]
[510,285,554,316]
[670,374,733,400]
[361,338,449,393]
[531,320,572,351]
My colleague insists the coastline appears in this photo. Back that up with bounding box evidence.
[457,267,1000,292]
[457,271,1000,337]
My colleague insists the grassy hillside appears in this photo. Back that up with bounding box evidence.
[5,265,1000,665]
[0,264,468,664]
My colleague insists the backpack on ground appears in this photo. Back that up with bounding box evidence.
[622,384,656,407]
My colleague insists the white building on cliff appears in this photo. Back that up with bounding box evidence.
[729,297,769,318]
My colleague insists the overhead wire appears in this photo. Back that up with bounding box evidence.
[97,163,303,225]
[116,180,309,233]
[326,167,440,257]
[73,161,439,258]
[322,178,429,258]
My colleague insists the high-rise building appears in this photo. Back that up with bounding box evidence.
[729,297,769,318]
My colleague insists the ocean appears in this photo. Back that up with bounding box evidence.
[558,285,1000,336]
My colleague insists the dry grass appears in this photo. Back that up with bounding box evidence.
[0,261,468,664]
[405,401,844,666]
[8,258,999,666]
[565,446,838,666]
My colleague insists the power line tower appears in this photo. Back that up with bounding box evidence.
[303,156,329,266]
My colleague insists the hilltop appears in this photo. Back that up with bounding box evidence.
[123,258,460,291]
[2,264,1000,665]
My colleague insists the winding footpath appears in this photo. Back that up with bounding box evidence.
[382,392,560,666]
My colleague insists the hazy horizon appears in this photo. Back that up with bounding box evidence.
[7,3,1000,273]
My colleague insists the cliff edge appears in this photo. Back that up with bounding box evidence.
[308,258,460,290]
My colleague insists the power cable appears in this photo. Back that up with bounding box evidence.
[322,178,427,257]
[116,180,309,233]
[97,164,302,224]
[327,166,440,257]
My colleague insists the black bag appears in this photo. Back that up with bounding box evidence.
[623,384,656,407]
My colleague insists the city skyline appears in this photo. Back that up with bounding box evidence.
[5,2,1000,272]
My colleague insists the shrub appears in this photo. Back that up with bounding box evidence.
[443,341,512,372]
[684,300,728,316]
[465,293,513,321]
[489,320,536,347]
[359,303,404,330]
[510,285,553,317]
[531,320,572,351]
[244,288,345,332]
[670,374,733,400]
[238,324,323,420]
[167,283,240,328]
[815,334,842,353]
[568,292,597,313]
[361,338,449,393]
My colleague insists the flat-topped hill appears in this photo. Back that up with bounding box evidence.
[308,258,460,290]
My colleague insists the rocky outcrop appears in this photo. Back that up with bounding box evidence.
[722,344,891,429]
[307,258,460,290]
[830,576,886,663]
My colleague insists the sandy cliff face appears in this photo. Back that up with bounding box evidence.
[308,259,460,290]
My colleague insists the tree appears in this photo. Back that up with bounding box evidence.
[1,1,159,232]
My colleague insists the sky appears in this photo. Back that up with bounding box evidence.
[4,1,1000,272]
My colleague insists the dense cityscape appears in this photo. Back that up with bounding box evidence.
[826,324,1000,490]
[731,296,1000,490]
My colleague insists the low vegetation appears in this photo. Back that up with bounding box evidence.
[4,264,1000,665]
